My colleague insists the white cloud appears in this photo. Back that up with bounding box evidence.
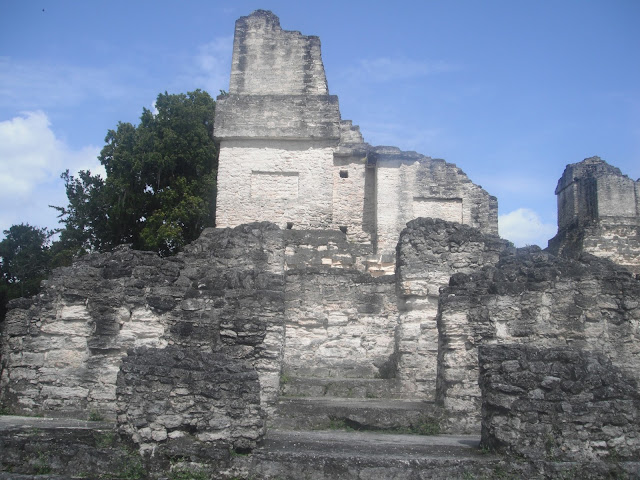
[499,208,557,248]
[181,36,233,95]
[0,111,103,235]
[342,57,458,83]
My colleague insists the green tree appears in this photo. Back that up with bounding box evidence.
[50,169,108,256]
[53,89,218,256]
[0,224,52,320]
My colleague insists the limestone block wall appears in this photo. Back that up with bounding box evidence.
[282,230,397,379]
[229,10,328,96]
[396,218,510,399]
[1,223,287,419]
[436,248,640,433]
[0,247,172,417]
[168,223,286,411]
[117,347,263,457]
[549,222,640,276]
[331,154,376,246]
[555,157,639,230]
[213,95,341,140]
[550,157,640,275]
[596,174,638,218]
[480,345,640,462]
[215,140,335,230]
[374,149,498,259]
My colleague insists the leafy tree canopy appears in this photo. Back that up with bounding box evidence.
[0,224,52,320]
[53,89,218,257]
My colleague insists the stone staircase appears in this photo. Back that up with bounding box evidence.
[2,393,633,479]
[236,429,504,480]
[272,375,441,433]
[245,375,507,479]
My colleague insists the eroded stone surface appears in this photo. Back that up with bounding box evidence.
[480,345,640,462]
[1,223,286,420]
[283,230,398,379]
[437,247,640,433]
[117,347,262,456]
[214,10,498,267]
[396,218,511,398]
[549,156,640,275]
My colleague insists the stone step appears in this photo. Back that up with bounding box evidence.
[271,397,444,432]
[233,429,508,479]
[0,415,140,478]
[280,376,406,399]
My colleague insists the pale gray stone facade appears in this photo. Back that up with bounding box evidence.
[214,10,498,270]
[549,156,640,275]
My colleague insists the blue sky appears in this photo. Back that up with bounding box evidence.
[1,1,638,247]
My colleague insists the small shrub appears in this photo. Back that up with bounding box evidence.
[94,431,116,448]
[170,466,209,480]
[34,452,52,475]
[411,420,440,436]
[111,450,145,480]
[89,410,105,421]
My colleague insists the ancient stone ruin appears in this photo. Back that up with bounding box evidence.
[548,155,640,275]
[1,9,639,480]
[214,10,498,274]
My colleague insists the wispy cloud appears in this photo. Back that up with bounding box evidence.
[177,36,233,95]
[0,57,137,110]
[341,57,459,83]
[498,208,557,248]
[358,120,444,152]
[0,111,103,233]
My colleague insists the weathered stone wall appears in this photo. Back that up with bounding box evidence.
[331,153,376,246]
[549,222,640,275]
[162,223,286,411]
[555,156,638,230]
[229,10,328,96]
[480,344,640,462]
[0,246,172,417]
[550,156,640,275]
[436,248,640,433]
[396,218,510,399]
[1,223,286,419]
[283,230,397,379]
[213,96,341,141]
[117,347,263,457]
[374,149,498,259]
[215,140,336,230]
[214,10,497,267]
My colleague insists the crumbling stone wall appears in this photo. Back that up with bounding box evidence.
[117,347,262,457]
[375,150,498,259]
[229,10,328,96]
[169,222,286,411]
[549,156,640,275]
[215,139,337,231]
[283,230,397,379]
[215,11,343,232]
[1,223,286,420]
[436,248,640,433]
[0,246,173,417]
[214,10,498,269]
[480,344,640,462]
[332,145,376,247]
[396,218,510,399]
